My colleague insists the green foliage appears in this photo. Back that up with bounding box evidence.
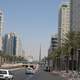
[48,47,62,60]
[0,51,25,64]
[47,31,80,71]
[48,31,80,60]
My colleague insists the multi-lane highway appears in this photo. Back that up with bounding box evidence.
[11,68,64,80]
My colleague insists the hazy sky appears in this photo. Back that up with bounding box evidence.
[0,0,68,60]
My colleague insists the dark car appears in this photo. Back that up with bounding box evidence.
[44,66,50,72]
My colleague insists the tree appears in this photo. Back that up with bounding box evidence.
[48,31,80,72]
[48,47,62,71]
[63,31,80,72]
[63,31,76,72]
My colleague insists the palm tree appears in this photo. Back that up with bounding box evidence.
[64,32,74,71]
[63,31,80,72]
[74,32,80,73]
[49,48,62,71]
[61,45,70,73]
[55,48,62,71]
[47,32,80,73]
[0,51,4,65]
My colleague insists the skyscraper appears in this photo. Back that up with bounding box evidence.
[48,34,58,56]
[16,35,22,57]
[51,35,58,50]
[3,32,16,56]
[70,0,80,31]
[0,10,3,36]
[58,4,70,47]
[0,10,3,51]
[3,32,22,57]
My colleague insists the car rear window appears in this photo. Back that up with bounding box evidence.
[0,71,7,74]
[27,68,32,70]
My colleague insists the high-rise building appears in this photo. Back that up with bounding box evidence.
[51,35,58,50]
[3,32,16,56]
[3,32,22,57]
[48,34,58,68]
[48,34,58,55]
[16,36,22,57]
[70,0,80,31]
[3,34,10,54]
[0,10,4,51]
[0,10,3,36]
[58,4,70,47]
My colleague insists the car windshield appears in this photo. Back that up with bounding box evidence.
[0,71,7,74]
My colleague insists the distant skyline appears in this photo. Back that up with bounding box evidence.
[0,0,68,60]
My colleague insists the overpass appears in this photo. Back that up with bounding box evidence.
[0,63,39,69]
[23,63,37,69]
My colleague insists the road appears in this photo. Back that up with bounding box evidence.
[12,68,65,80]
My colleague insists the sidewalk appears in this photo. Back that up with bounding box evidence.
[52,70,80,80]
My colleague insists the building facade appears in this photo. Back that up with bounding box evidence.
[0,10,4,51]
[0,10,3,36]
[48,34,58,70]
[58,4,70,47]
[16,36,22,57]
[70,0,80,31]
[3,33,16,56]
[3,32,22,57]
[48,34,58,55]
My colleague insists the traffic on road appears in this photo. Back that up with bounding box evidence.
[10,64,66,80]
[12,67,64,80]
[0,63,64,80]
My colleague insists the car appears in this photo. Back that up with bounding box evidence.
[25,67,34,74]
[44,66,50,72]
[0,69,14,80]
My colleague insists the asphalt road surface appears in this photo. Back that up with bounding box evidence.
[12,69,65,80]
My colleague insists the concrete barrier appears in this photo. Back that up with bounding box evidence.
[0,63,23,69]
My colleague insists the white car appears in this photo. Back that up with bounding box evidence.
[0,69,14,80]
[25,67,34,74]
